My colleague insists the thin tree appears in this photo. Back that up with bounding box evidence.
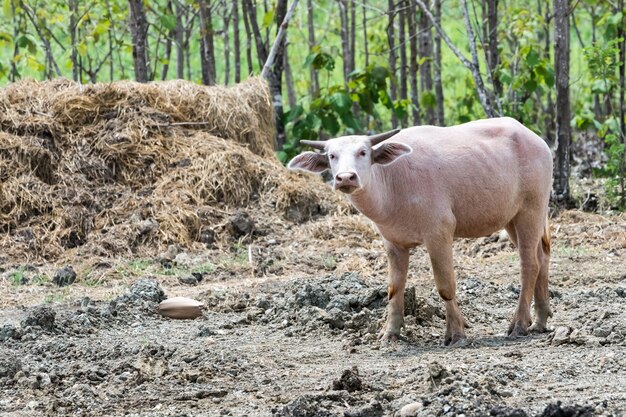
[242,0,254,74]
[307,0,319,95]
[233,0,241,82]
[553,0,571,203]
[418,6,435,124]
[220,0,231,84]
[433,0,444,124]
[199,0,216,85]
[243,0,268,68]
[408,0,420,125]
[69,0,79,82]
[618,0,625,207]
[175,0,185,79]
[338,0,352,84]
[398,0,408,127]
[388,0,398,128]
[362,0,369,67]
[485,0,501,98]
[128,0,150,82]
[414,0,498,118]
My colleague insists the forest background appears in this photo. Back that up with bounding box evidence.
[0,0,624,209]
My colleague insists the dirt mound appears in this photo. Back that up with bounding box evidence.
[0,78,345,261]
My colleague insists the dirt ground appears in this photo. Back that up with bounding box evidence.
[0,208,625,417]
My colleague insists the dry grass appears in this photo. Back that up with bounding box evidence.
[0,77,343,262]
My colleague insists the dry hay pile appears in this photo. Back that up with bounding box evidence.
[0,77,344,261]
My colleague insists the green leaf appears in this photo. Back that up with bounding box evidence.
[370,66,389,84]
[3,0,12,18]
[284,105,304,123]
[94,21,111,36]
[305,112,321,131]
[321,114,340,135]
[523,79,537,93]
[421,91,436,109]
[340,113,361,131]
[330,92,352,115]
[525,49,540,67]
[262,10,275,29]
[160,15,177,31]
[591,79,611,94]
[498,68,512,84]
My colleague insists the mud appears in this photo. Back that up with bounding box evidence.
[1,210,625,416]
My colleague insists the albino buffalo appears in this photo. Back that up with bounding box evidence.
[288,117,553,346]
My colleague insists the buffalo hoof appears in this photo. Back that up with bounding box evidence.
[379,331,400,343]
[529,321,552,333]
[444,334,468,347]
[507,323,529,339]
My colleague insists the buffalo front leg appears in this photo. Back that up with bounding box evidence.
[426,237,467,347]
[379,241,409,342]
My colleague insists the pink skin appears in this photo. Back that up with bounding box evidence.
[288,117,553,347]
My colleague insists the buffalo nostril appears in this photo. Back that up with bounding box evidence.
[335,175,343,183]
[348,173,356,181]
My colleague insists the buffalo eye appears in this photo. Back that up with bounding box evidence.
[359,150,367,157]
[329,154,336,160]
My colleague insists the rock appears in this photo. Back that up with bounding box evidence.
[53,265,76,287]
[229,210,254,237]
[21,306,56,331]
[0,324,19,342]
[174,252,192,268]
[199,228,215,246]
[332,367,363,392]
[178,274,201,286]
[345,400,384,417]
[0,354,22,378]
[137,218,159,235]
[159,244,180,264]
[129,278,166,303]
[540,401,594,417]
[397,402,423,417]
[592,325,613,338]
[552,326,571,346]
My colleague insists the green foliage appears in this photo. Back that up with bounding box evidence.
[279,55,401,163]
[581,37,625,209]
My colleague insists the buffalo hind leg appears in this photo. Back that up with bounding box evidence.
[379,241,409,342]
[529,222,552,332]
[508,215,543,338]
[426,235,467,347]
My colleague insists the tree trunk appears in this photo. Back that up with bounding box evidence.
[243,0,268,68]
[307,0,319,96]
[362,0,369,67]
[408,0,420,125]
[128,0,150,82]
[242,0,254,74]
[349,0,356,76]
[433,0,444,125]
[486,0,501,98]
[284,37,297,109]
[338,0,352,85]
[419,7,435,124]
[69,0,79,82]
[233,0,241,82]
[398,0,408,127]
[553,0,571,203]
[540,0,555,146]
[618,0,625,207]
[199,0,216,85]
[221,0,231,85]
[175,0,185,79]
[388,0,398,128]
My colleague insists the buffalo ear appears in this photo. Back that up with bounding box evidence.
[287,151,330,173]
[372,143,412,166]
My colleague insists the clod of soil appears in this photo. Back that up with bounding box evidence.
[229,209,255,237]
[332,367,363,392]
[21,306,55,331]
[52,265,76,287]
